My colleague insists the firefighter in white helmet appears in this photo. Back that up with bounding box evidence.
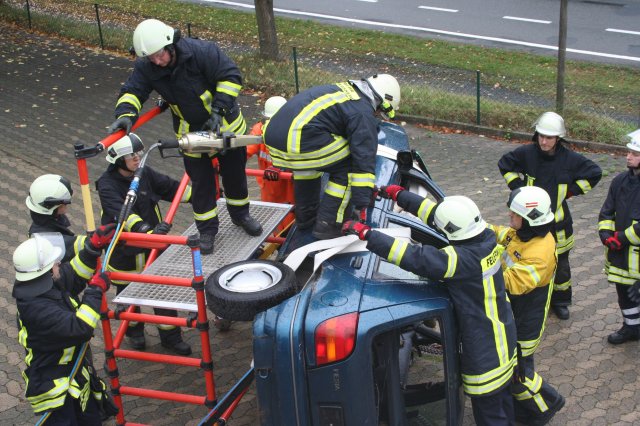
[600,129,640,344]
[488,186,565,424]
[96,134,193,354]
[263,74,401,239]
[12,228,115,422]
[247,96,294,208]
[498,111,602,320]
[26,174,87,262]
[343,187,517,425]
[107,18,262,255]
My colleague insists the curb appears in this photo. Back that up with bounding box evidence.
[398,114,629,155]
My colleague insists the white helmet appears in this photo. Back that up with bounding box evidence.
[366,74,401,115]
[433,196,486,241]
[263,96,287,118]
[626,129,640,153]
[13,234,64,281]
[26,174,73,215]
[132,19,176,57]
[106,133,145,164]
[507,186,554,226]
[534,112,566,138]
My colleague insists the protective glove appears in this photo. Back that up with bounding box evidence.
[202,107,224,134]
[89,223,117,250]
[379,185,405,201]
[263,166,281,181]
[341,220,371,240]
[149,221,172,235]
[88,272,111,292]
[107,116,133,135]
[353,207,367,223]
[628,281,640,305]
[604,232,623,251]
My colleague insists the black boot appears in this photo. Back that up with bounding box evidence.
[312,220,342,240]
[232,214,263,236]
[528,394,565,426]
[125,322,146,350]
[552,305,570,320]
[159,328,192,356]
[607,324,640,344]
[200,233,215,255]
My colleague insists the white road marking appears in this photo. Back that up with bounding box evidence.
[202,0,640,62]
[503,16,551,24]
[606,28,640,36]
[418,6,459,13]
[356,0,378,3]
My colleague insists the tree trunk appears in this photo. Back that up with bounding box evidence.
[556,0,568,114]
[254,0,279,60]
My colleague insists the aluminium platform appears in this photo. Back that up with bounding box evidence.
[113,199,292,311]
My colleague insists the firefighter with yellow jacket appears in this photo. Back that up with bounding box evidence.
[343,187,517,426]
[489,186,565,425]
[498,112,602,320]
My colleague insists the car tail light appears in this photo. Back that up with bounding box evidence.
[315,312,358,366]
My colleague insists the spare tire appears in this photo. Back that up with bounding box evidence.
[205,260,298,321]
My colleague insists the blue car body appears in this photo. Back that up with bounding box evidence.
[253,122,465,426]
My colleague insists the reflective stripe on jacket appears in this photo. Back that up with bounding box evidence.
[598,170,640,285]
[498,142,602,253]
[366,192,517,397]
[15,249,100,413]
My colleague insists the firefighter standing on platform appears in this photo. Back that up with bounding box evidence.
[489,186,565,425]
[599,130,640,344]
[96,134,192,355]
[263,74,400,239]
[26,174,86,262]
[343,188,517,426]
[107,18,261,255]
[12,228,115,424]
[498,111,602,320]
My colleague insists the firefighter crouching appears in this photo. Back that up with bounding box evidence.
[12,226,116,423]
[26,174,86,262]
[263,74,401,239]
[343,187,518,426]
[489,186,565,425]
[107,18,261,255]
[96,134,192,355]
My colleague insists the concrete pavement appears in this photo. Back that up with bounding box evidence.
[1,20,639,425]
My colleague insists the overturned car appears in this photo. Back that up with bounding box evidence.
[206,121,465,425]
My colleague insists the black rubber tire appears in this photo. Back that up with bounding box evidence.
[205,260,298,321]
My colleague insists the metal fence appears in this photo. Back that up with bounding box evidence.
[3,0,638,142]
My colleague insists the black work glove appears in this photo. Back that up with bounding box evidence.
[149,221,172,235]
[88,272,111,293]
[107,116,133,134]
[628,281,640,305]
[202,107,224,134]
[263,166,281,181]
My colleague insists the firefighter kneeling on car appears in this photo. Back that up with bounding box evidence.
[12,226,116,424]
[343,186,518,426]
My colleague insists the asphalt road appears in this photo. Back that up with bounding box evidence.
[193,0,640,65]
